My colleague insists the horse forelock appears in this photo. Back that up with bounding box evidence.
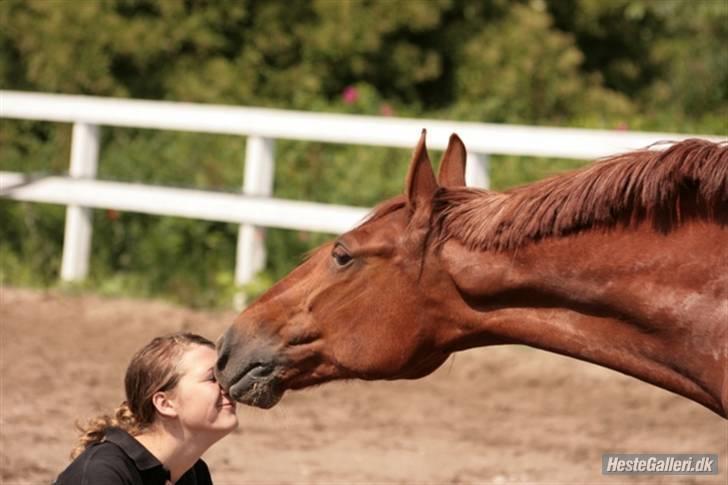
[432,138,728,251]
[357,195,408,228]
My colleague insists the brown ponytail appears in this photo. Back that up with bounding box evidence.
[71,401,141,459]
[70,332,214,459]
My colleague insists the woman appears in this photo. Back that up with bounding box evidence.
[54,332,238,484]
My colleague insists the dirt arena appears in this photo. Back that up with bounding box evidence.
[1,287,725,484]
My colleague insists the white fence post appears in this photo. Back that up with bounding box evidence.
[60,123,99,281]
[235,136,275,286]
[466,152,490,189]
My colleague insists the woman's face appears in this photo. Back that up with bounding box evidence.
[170,345,238,436]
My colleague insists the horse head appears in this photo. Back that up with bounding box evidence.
[215,131,468,408]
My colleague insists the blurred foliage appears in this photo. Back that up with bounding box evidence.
[0,0,726,307]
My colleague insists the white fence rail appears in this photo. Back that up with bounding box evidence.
[1,90,723,285]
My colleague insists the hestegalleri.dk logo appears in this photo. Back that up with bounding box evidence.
[602,454,718,475]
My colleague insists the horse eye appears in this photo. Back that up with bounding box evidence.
[332,246,353,267]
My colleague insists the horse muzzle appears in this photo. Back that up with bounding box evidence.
[215,326,286,409]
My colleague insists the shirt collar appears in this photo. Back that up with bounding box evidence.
[103,427,170,477]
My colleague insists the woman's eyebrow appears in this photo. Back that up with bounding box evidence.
[194,366,214,378]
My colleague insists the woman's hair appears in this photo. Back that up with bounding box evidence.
[71,332,215,459]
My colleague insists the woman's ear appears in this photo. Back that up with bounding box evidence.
[151,391,179,419]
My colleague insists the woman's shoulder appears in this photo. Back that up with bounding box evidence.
[53,441,136,485]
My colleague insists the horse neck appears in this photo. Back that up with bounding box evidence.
[436,221,728,417]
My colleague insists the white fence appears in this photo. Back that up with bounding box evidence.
[1,90,723,285]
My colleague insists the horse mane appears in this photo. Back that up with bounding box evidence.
[433,138,728,251]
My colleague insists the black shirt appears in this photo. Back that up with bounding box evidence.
[53,427,213,485]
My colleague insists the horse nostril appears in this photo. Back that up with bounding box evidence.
[216,327,238,372]
[216,337,230,372]
[216,352,229,372]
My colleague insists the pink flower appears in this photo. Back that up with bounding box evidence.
[616,121,629,131]
[341,85,359,104]
[379,103,394,117]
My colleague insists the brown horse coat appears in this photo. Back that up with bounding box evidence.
[216,133,728,417]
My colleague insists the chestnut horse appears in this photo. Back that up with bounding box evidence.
[216,133,728,417]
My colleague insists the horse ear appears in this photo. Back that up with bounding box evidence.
[405,129,437,211]
[438,134,467,187]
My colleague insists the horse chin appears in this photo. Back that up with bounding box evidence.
[229,376,284,409]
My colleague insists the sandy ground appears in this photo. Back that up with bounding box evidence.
[0,287,725,484]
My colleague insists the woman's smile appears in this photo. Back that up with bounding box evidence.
[219,401,236,410]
